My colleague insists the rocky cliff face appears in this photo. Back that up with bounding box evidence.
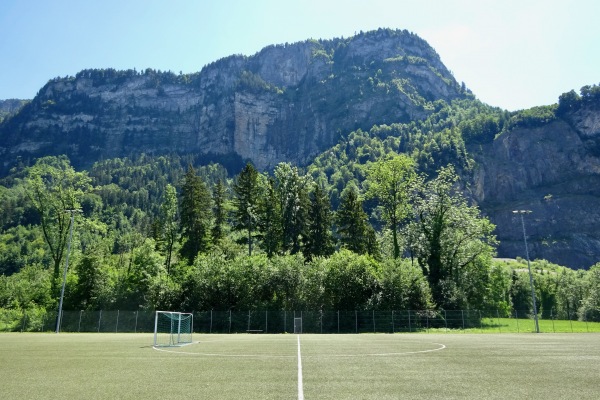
[0,99,28,123]
[472,102,600,268]
[0,29,464,173]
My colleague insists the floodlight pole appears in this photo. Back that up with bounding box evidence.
[56,209,82,334]
[513,210,540,333]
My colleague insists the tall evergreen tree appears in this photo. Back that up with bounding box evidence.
[233,163,260,256]
[211,180,227,244]
[304,183,335,260]
[334,184,371,255]
[257,177,282,257]
[274,163,310,255]
[179,165,212,264]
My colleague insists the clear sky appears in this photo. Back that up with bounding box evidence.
[1,0,598,111]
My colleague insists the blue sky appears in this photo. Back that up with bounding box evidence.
[1,0,598,111]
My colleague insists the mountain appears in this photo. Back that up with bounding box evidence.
[0,28,599,268]
[0,99,28,123]
[470,97,600,268]
[0,28,466,174]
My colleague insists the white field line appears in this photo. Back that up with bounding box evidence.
[323,342,447,357]
[297,335,304,400]
[152,341,447,358]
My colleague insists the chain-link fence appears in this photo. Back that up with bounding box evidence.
[1,309,598,333]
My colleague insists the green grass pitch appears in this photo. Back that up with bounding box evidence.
[1,333,598,399]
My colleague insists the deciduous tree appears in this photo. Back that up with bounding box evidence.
[159,184,178,273]
[24,156,91,283]
[409,166,498,309]
[365,153,415,259]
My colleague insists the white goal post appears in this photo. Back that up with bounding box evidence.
[153,311,193,347]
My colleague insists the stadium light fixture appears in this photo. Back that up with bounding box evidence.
[56,209,82,334]
[512,210,540,333]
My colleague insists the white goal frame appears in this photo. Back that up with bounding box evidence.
[153,311,193,347]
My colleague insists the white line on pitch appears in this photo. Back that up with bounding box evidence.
[297,335,304,400]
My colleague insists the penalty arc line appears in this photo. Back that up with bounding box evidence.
[297,335,304,400]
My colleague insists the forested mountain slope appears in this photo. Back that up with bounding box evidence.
[0,29,599,268]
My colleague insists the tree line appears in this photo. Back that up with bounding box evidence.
[1,154,599,328]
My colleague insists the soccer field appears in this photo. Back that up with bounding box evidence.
[1,333,598,399]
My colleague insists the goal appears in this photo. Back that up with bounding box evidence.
[153,311,193,347]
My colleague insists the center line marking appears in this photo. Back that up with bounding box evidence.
[297,335,304,400]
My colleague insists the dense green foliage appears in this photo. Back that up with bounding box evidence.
[0,150,598,329]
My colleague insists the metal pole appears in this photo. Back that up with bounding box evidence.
[56,209,80,333]
[513,210,540,333]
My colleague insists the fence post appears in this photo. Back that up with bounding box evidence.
[444,310,448,333]
[337,311,340,333]
[461,310,465,331]
[408,310,412,333]
[551,309,555,333]
[116,310,120,333]
[98,310,102,333]
[479,310,482,333]
[373,310,376,333]
[497,310,501,333]
[515,310,519,333]
[569,311,573,333]
[320,310,323,334]
[134,311,138,333]
[21,311,27,332]
[392,310,395,333]
[355,310,358,333]
[78,310,83,332]
[229,310,232,334]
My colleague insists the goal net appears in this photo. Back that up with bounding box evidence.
[153,311,193,347]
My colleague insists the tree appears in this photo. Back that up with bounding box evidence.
[409,166,498,309]
[232,163,260,256]
[24,156,91,283]
[71,251,112,310]
[274,163,310,255]
[557,89,581,116]
[211,180,227,244]
[580,263,600,321]
[158,184,178,273]
[304,183,335,260]
[257,177,282,257]
[335,184,373,255]
[179,165,212,264]
[321,250,379,310]
[365,153,415,259]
